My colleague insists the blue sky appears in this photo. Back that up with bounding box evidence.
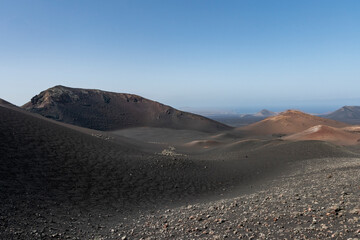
[0,0,359,113]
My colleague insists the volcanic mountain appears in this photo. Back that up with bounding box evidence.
[322,106,360,124]
[239,110,349,136]
[23,85,232,132]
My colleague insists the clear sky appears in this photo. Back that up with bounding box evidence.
[0,0,359,113]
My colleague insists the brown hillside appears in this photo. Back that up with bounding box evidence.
[239,110,349,136]
[22,85,231,132]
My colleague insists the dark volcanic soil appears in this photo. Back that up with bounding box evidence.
[117,158,360,240]
[1,100,360,239]
[0,105,235,209]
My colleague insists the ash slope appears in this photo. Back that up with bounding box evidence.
[0,100,246,239]
[23,85,232,132]
[0,98,18,108]
[0,102,235,211]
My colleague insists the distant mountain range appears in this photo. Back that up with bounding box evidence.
[22,85,232,132]
[241,109,277,118]
[210,106,360,127]
[206,109,277,127]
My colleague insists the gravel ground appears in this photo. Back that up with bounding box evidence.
[115,158,360,240]
[2,104,360,239]
[1,157,359,239]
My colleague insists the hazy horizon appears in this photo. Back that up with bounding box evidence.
[1,0,360,111]
[180,100,360,116]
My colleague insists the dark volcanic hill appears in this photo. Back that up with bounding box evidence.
[23,85,232,132]
[322,106,360,124]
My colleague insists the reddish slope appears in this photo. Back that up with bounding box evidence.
[285,125,360,145]
[238,110,349,136]
[22,85,232,132]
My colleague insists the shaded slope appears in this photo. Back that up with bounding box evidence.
[23,85,232,132]
[1,102,251,238]
[238,110,349,136]
[0,104,138,206]
[0,98,18,108]
[0,103,231,211]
